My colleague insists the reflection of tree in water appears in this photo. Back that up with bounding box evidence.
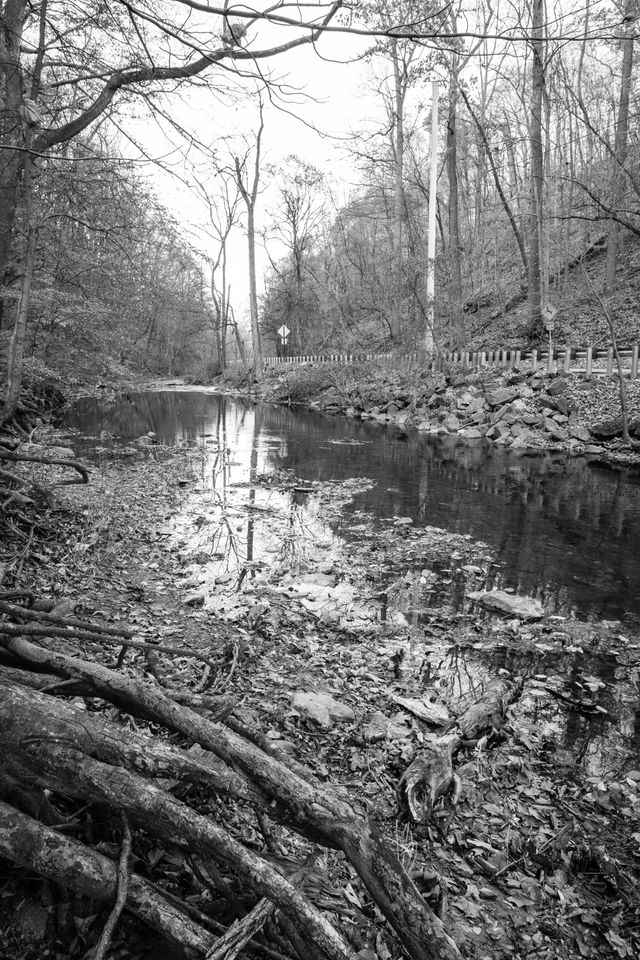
[69,395,640,626]
[256,405,640,626]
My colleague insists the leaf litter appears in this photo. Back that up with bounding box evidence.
[7,429,640,960]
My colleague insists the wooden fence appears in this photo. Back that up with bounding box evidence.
[265,344,640,379]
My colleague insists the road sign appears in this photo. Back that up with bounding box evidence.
[277,324,290,339]
[542,303,557,322]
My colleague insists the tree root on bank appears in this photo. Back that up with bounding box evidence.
[0,596,464,960]
[400,678,524,822]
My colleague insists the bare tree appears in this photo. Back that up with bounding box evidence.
[0,0,343,421]
[235,100,265,378]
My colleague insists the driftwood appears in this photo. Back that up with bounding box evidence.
[0,632,463,960]
[401,678,523,822]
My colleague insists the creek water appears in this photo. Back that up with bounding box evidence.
[65,388,640,628]
[63,388,640,782]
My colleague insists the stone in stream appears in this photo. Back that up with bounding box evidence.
[467,589,545,620]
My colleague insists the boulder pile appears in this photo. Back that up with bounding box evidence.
[307,366,640,458]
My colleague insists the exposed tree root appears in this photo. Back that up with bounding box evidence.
[0,599,464,960]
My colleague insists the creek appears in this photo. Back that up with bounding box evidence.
[63,389,640,783]
[58,386,640,952]
[65,388,640,629]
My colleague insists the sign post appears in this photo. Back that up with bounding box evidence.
[277,324,290,358]
[542,303,557,371]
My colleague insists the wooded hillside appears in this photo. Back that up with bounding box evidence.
[1,1,639,398]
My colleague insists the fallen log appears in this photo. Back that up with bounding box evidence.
[0,745,355,960]
[1,634,462,960]
[0,678,266,807]
[0,799,216,954]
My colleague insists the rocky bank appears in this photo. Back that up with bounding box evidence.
[256,363,640,467]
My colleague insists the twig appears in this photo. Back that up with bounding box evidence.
[92,814,132,960]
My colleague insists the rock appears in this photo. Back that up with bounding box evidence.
[184,590,207,606]
[544,417,567,440]
[590,417,625,439]
[442,413,461,432]
[466,396,486,414]
[570,424,591,442]
[292,691,355,729]
[546,378,568,396]
[467,589,544,620]
[459,427,483,439]
[485,387,518,407]
[363,710,411,742]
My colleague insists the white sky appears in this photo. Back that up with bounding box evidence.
[125,18,392,329]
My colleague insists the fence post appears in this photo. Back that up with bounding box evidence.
[531,349,538,372]
[606,346,613,376]
[515,349,521,366]
[586,345,593,378]
[547,347,554,372]
[632,343,639,380]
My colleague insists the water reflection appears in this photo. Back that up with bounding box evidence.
[65,389,640,781]
[65,389,640,627]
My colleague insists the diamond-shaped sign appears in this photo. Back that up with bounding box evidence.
[542,303,557,321]
[277,324,290,339]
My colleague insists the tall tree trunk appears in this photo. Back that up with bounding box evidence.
[604,0,635,293]
[528,0,545,340]
[390,39,405,343]
[234,105,264,378]
[246,201,263,376]
[447,48,464,345]
[0,0,29,329]
[0,148,36,425]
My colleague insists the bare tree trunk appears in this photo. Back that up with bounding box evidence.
[528,0,545,340]
[604,0,635,293]
[391,40,405,343]
[246,202,262,375]
[0,0,28,328]
[235,103,265,378]
[447,48,464,346]
[0,150,37,425]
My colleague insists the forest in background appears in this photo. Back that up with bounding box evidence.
[1,1,639,396]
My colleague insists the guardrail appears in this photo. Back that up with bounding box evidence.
[265,344,640,378]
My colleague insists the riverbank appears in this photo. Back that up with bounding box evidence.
[217,360,640,468]
[2,429,639,960]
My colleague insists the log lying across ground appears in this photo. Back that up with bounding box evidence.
[0,594,525,960]
[0,628,463,960]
